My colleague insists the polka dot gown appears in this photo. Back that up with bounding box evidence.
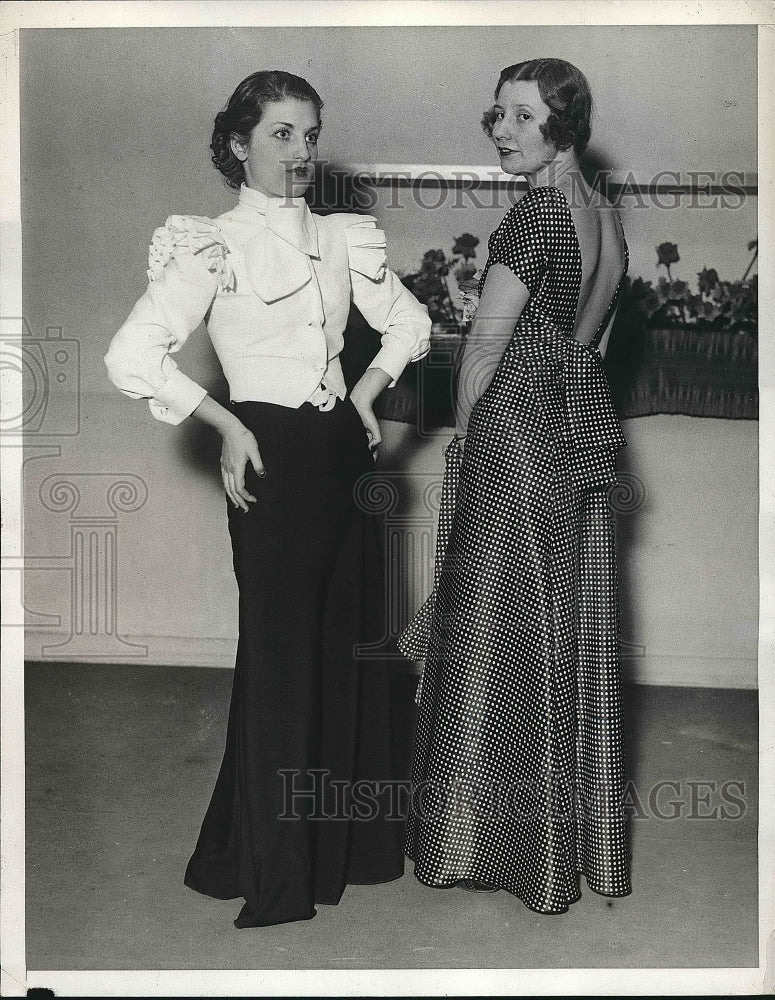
[398,186,632,913]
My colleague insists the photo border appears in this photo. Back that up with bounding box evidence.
[1,2,772,995]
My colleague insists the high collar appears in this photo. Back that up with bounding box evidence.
[236,183,319,303]
[238,184,319,258]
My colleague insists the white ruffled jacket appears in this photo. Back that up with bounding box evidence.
[105,184,431,424]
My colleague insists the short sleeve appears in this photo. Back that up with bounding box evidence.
[487,188,549,296]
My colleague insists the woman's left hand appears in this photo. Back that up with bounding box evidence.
[349,394,381,458]
[349,368,392,460]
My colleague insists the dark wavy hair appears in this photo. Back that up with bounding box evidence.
[482,58,592,156]
[211,71,323,189]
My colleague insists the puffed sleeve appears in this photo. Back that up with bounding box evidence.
[345,216,431,387]
[487,187,550,296]
[104,216,234,424]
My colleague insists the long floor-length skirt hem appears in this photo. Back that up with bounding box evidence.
[399,330,632,914]
[185,399,404,927]
[405,852,630,914]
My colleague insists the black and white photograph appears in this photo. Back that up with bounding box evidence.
[1,1,772,995]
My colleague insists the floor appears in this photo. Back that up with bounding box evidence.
[24,662,758,971]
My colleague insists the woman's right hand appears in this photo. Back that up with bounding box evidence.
[220,421,265,512]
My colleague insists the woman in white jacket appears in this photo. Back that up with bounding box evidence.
[105,70,430,928]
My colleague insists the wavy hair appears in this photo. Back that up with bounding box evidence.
[482,58,592,156]
[211,71,323,189]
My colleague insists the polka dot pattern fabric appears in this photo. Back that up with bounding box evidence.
[398,186,632,913]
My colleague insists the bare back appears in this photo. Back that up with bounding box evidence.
[560,182,628,351]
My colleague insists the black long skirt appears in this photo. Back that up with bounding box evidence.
[184,398,404,927]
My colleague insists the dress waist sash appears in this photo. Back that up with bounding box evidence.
[397,329,627,663]
[507,326,627,491]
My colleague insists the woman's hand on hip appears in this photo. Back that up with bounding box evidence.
[188,395,265,510]
[220,421,265,511]
[350,367,392,460]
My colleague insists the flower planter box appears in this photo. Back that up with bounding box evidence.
[371,236,758,426]
[604,325,758,420]
[374,324,758,428]
[375,323,463,429]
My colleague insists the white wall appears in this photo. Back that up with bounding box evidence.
[379,415,759,688]
[19,26,759,686]
[22,407,759,687]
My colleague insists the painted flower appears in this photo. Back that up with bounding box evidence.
[420,249,450,277]
[656,241,680,282]
[452,233,480,260]
[656,242,680,267]
[698,267,719,296]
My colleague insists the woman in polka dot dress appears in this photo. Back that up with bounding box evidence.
[398,58,632,912]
